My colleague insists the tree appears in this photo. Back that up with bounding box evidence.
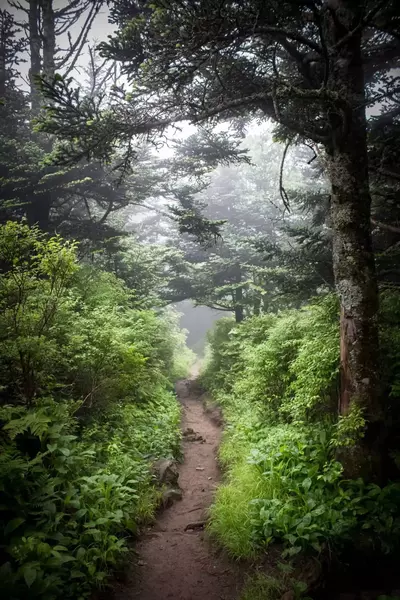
[127,126,332,320]
[1,4,248,248]
[0,1,113,234]
[78,0,397,478]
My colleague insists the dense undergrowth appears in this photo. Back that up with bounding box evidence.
[0,223,193,599]
[201,294,400,567]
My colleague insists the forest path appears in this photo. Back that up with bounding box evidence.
[110,375,243,600]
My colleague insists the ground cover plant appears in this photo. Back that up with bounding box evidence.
[0,222,191,599]
[202,294,400,567]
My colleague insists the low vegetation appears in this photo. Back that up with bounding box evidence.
[0,223,192,599]
[201,294,400,567]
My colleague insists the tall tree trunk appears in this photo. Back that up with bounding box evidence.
[26,195,51,231]
[0,12,7,99]
[233,263,244,323]
[26,0,53,231]
[42,0,55,80]
[325,3,382,479]
[234,291,244,323]
[28,0,41,115]
[253,274,261,316]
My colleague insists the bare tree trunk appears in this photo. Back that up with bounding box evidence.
[325,5,382,479]
[233,263,244,323]
[26,195,51,231]
[26,0,54,231]
[0,12,7,99]
[42,0,55,80]
[28,0,41,115]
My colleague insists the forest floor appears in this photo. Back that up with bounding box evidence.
[109,373,244,600]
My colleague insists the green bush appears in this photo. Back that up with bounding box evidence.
[249,425,400,557]
[0,222,190,599]
[204,293,400,560]
[200,313,277,394]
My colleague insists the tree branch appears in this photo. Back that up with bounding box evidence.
[370,166,400,183]
[371,219,400,234]
[334,0,387,50]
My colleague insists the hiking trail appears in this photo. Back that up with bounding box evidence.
[110,376,243,600]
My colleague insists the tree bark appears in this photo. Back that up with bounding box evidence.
[233,263,244,323]
[325,3,382,479]
[234,292,244,323]
[28,0,41,115]
[0,11,7,99]
[26,195,51,231]
[42,0,55,80]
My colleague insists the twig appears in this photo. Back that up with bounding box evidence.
[176,506,204,516]
[184,520,206,531]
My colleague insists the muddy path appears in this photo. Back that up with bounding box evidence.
[110,378,243,600]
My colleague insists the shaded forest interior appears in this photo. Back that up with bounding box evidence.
[1,1,400,599]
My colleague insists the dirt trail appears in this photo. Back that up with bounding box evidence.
[110,377,243,600]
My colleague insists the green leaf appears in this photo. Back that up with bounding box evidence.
[71,570,85,579]
[5,517,25,535]
[22,565,37,588]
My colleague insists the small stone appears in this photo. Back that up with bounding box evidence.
[185,432,205,442]
[137,560,147,567]
[162,487,183,507]
[152,458,179,486]
[208,477,212,480]
[183,428,195,436]
[196,467,204,471]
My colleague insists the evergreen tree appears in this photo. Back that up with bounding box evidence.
[96,0,400,477]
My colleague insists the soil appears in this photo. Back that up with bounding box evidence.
[109,376,244,600]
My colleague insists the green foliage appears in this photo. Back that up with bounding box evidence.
[249,427,400,557]
[208,457,269,557]
[239,573,285,600]
[0,222,190,599]
[380,290,400,401]
[203,293,400,561]
[239,572,310,600]
[202,295,339,423]
[199,318,236,392]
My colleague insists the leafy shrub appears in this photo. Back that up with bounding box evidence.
[0,397,174,599]
[200,313,276,393]
[0,223,190,599]
[239,572,310,600]
[204,293,400,561]
[199,317,236,392]
[249,425,400,557]
[239,573,285,600]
